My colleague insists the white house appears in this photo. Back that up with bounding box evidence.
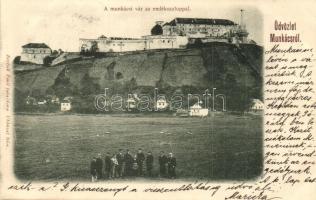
[249,99,264,111]
[37,99,47,105]
[61,101,71,111]
[126,98,136,110]
[25,96,37,105]
[20,43,52,64]
[189,103,209,117]
[63,96,73,102]
[156,98,168,110]
[51,95,60,104]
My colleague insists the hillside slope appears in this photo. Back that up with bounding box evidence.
[14,42,263,111]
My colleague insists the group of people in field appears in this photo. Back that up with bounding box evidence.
[90,148,177,182]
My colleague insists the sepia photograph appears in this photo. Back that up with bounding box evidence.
[12,3,264,182]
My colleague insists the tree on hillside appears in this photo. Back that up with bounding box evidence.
[151,24,163,35]
[43,56,54,66]
[58,49,64,54]
[220,73,253,112]
[80,73,100,96]
[45,87,55,95]
[52,68,78,98]
[194,38,203,47]
[13,56,21,64]
[124,77,138,93]
[52,50,59,56]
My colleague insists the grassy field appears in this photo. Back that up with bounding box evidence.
[14,113,263,181]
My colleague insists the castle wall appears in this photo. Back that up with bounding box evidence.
[80,38,146,52]
[80,35,188,53]
[98,39,146,52]
[143,35,188,49]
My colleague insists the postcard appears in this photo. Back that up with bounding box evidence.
[0,0,315,199]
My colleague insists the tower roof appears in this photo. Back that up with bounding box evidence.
[22,43,50,48]
[163,18,236,26]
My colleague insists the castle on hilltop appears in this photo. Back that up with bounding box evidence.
[18,11,251,65]
[79,10,250,53]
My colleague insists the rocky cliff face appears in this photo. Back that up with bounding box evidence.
[14,42,263,111]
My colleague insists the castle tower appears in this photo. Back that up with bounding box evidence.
[236,9,249,43]
[240,9,245,29]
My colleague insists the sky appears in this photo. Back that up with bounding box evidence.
[2,0,263,56]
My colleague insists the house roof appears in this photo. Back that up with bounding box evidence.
[190,103,202,109]
[127,98,136,102]
[22,43,50,48]
[251,99,264,105]
[163,18,236,26]
[63,96,73,101]
[157,98,167,102]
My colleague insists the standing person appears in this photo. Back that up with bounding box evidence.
[116,149,124,178]
[90,157,97,182]
[132,155,138,177]
[96,153,103,180]
[110,154,118,179]
[104,152,111,179]
[158,151,167,177]
[167,152,177,179]
[136,148,145,176]
[146,151,154,177]
[124,149,134,177]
